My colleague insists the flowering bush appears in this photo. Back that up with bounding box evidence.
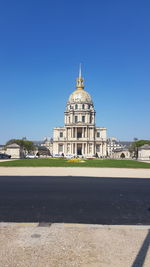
[67,158,85,163]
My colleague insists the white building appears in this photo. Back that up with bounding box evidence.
[138,144,150,161]
[112,148,131,159]
[53,67,107,157]
[107,137,123,157]
[107,138,132,157]
[6,143,23,158]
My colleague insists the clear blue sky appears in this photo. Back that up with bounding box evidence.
[0,0,150,144]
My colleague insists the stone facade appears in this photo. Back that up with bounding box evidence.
[53,68,107,157]
[138,144,150,161]
[6,143,22,158]
[112,148,131,159]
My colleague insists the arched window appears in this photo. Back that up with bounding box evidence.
[75,104,78,109]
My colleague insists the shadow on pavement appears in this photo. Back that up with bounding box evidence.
[132,230,150,267]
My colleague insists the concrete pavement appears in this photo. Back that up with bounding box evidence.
[0,223,150,267]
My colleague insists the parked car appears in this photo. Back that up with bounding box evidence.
[25,154,38,159]
[65,154,74,159]
[0,153,11,159]
[53,154,63,158]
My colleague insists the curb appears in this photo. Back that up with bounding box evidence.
[0,222,150,230]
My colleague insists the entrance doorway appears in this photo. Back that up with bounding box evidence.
[77,144,82,155]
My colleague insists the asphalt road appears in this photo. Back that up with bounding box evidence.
[0,176,150,224]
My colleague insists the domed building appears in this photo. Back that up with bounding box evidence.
[53,67,107,157]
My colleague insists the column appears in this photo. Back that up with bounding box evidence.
[85,143,87,156]
[101,142,103,156]
[75,143,77,156]
[92,143,94,155]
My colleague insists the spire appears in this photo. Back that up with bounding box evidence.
[76,64,84,90]
[79,63,82,78]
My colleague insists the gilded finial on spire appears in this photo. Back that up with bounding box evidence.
[76,63,84,90]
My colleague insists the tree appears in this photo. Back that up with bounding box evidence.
[129,140,150,159]
[5,139,36,153]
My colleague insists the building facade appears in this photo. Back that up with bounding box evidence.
[138,144,150,161]
[53,67,107,157]
[6,143,24,158]
[107,137,132,158]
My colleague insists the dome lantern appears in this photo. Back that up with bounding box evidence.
[67,65,93,104]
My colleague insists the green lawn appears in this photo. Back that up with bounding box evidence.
[0,158,150,168]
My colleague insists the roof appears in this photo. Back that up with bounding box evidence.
[118,141,132,147]
[6,143,20,148]
[33,141,43,146]
[139,144,150,150]
[113,148,129,152]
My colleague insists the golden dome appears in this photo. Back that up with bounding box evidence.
[68,88,92,104]
[68,65,93,104]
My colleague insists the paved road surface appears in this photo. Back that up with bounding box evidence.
[0,176,150,224]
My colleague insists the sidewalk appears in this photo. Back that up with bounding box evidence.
[0,223,150,267]
[0,167,150,178]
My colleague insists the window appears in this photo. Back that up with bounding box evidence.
[89,144,92,153]
[75,104,78,109]
[88,104,90,109]
[82,104,85,109]
[96,145,100,152]
[97,132,100,138]
[90,115,92,123]
[60,132,63,138]
[82,116,85,123]
[59,144,63,153]
[75,116,78,123]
